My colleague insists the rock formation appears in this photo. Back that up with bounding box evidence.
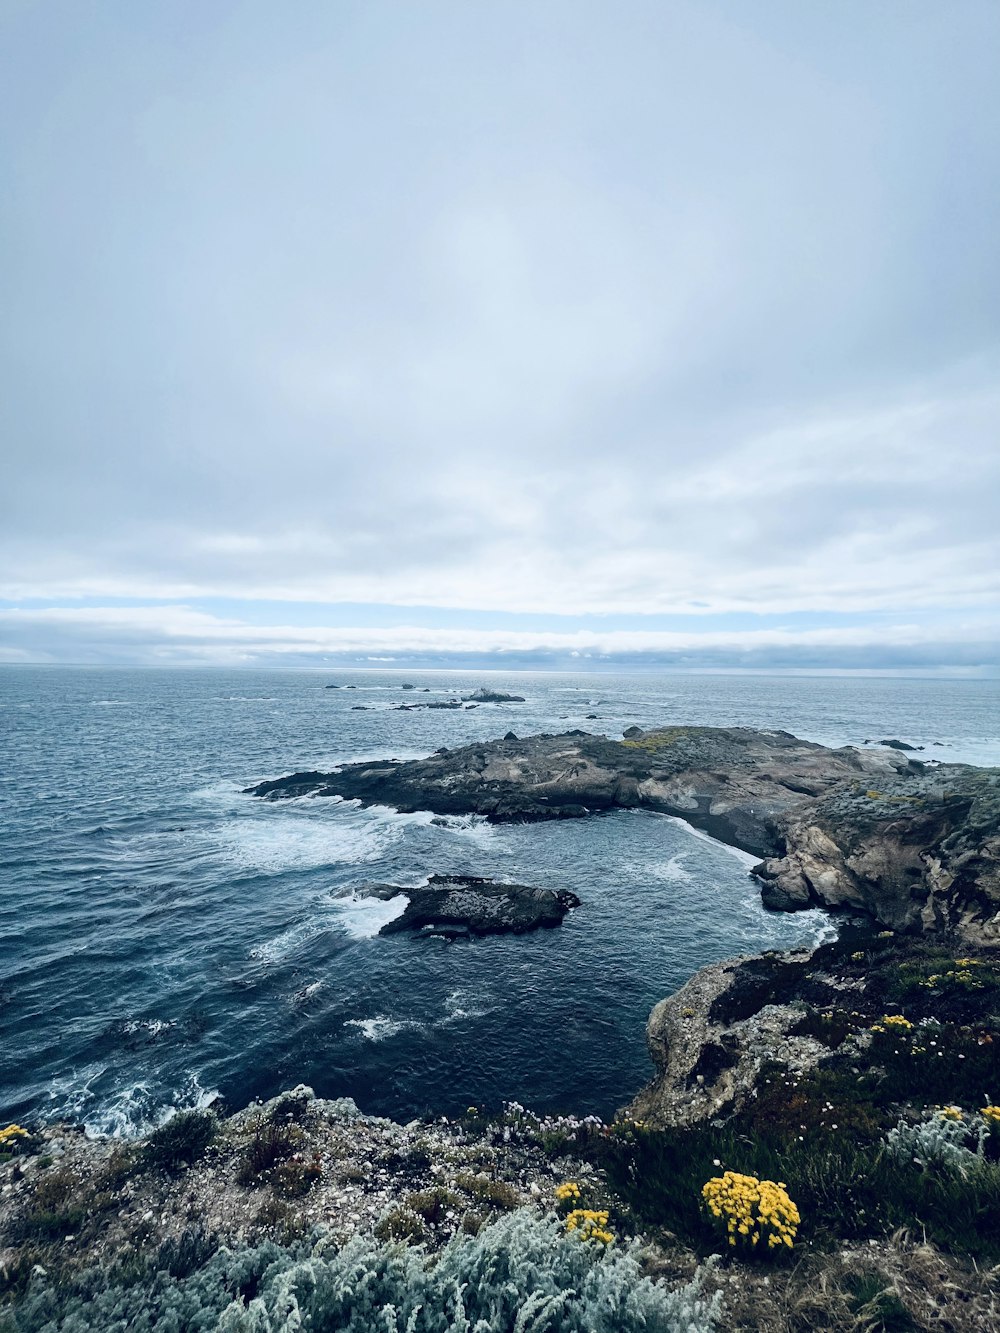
[345,875,579,938]
[248,726,1000,942]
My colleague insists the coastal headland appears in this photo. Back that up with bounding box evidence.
[4,726,999,1329]
[249,725,1000,943]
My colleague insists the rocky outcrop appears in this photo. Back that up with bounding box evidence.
[626,948,826,1128]
[346,875,580,937]
[462,689,526,703]
[247,726,1000,942]
[755,765,1000,939]
[626,930,1000,1128]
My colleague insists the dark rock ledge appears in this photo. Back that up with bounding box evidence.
[343,874,579,938]
[247,726,1000,943]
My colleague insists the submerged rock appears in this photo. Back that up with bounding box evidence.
[348,875,579,937]
[248,726,1000,942]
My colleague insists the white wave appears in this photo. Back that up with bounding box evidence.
[212,811,397,873]
[46,1064,218,1139]
[249,916,328,964]
[345,1015,423,1042]
[442,988,495,1022]
[191,778,250,805]
[90,699,128,707]
[333,892,409,939]
[647,853,694,884]
[121,1018,176,1038]
[426,812,499,847]
[660,814,761,868]
[291,980,325,1006]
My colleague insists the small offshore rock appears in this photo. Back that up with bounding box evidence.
[462,689,526,703]
[349,875,580,937]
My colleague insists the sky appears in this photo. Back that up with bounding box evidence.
[1,0,998,672]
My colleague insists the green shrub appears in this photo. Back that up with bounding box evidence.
[235,1120,299,1187]
[404,1186,463,1226]
[140,1110,216,1174]
[591,1120,1000,1260]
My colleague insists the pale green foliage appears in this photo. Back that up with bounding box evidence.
[884,1109,988,1174]
[9,1210,723,1333]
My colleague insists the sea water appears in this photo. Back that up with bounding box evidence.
[2,667,997,1134]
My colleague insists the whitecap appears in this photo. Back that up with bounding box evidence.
[646,853,694,884]
[90,699,128,707]
[333,892,409,939]
[46,1065,218,1139]
[345,1015,422,1042]
[290,980,325,1007]
[212,812,395,873]
[442,988,495,1023]
[249,917,328,964]
[120,1018,176,1039]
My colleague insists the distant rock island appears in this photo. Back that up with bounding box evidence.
[249,725,1000,942]
[344,874,579,938]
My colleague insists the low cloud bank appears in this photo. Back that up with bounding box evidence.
[1,604,996,674]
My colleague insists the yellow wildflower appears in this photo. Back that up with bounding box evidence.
[981,1106,1000,1125]
[564,1208,614,1244]
[701,1171,799,1254]
[0,1125,28,1146]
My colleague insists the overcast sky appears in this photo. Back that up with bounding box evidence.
[2,0,998,671]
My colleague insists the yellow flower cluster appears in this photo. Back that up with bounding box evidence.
[939,1105,963,1121]
[954,959,982,968]
[981,1106,1000,1125]
[564,1208,614,1245]
[870,1014,913,1033]
[918,968,985,990]
[554,1181,581,1203]
[0,1125,28,1146]
[609,1118,648,1136]
[701,1172,800,1251]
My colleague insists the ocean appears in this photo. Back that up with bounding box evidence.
[2,667,998,1136]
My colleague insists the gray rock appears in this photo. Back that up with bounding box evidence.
[347,875,579,937]
[462,689,526,703]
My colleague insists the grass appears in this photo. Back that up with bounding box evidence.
[140,1110,216,1174]
[588,1110,1000,1262]
[7,1168,87,1242]
[235,1119,301,1187]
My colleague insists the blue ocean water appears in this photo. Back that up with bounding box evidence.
[2,667,998,1136]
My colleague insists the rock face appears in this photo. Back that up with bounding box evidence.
[348,875,579,937]
[626,948,824,1128]
[626,930,1000,1128]
[248,726,1000,942]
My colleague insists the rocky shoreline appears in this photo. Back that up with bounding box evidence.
[4,725,999,1329]
[248,725,1000,942]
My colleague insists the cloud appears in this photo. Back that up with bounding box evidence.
[1,1,998,663]
[1,603,996,671]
